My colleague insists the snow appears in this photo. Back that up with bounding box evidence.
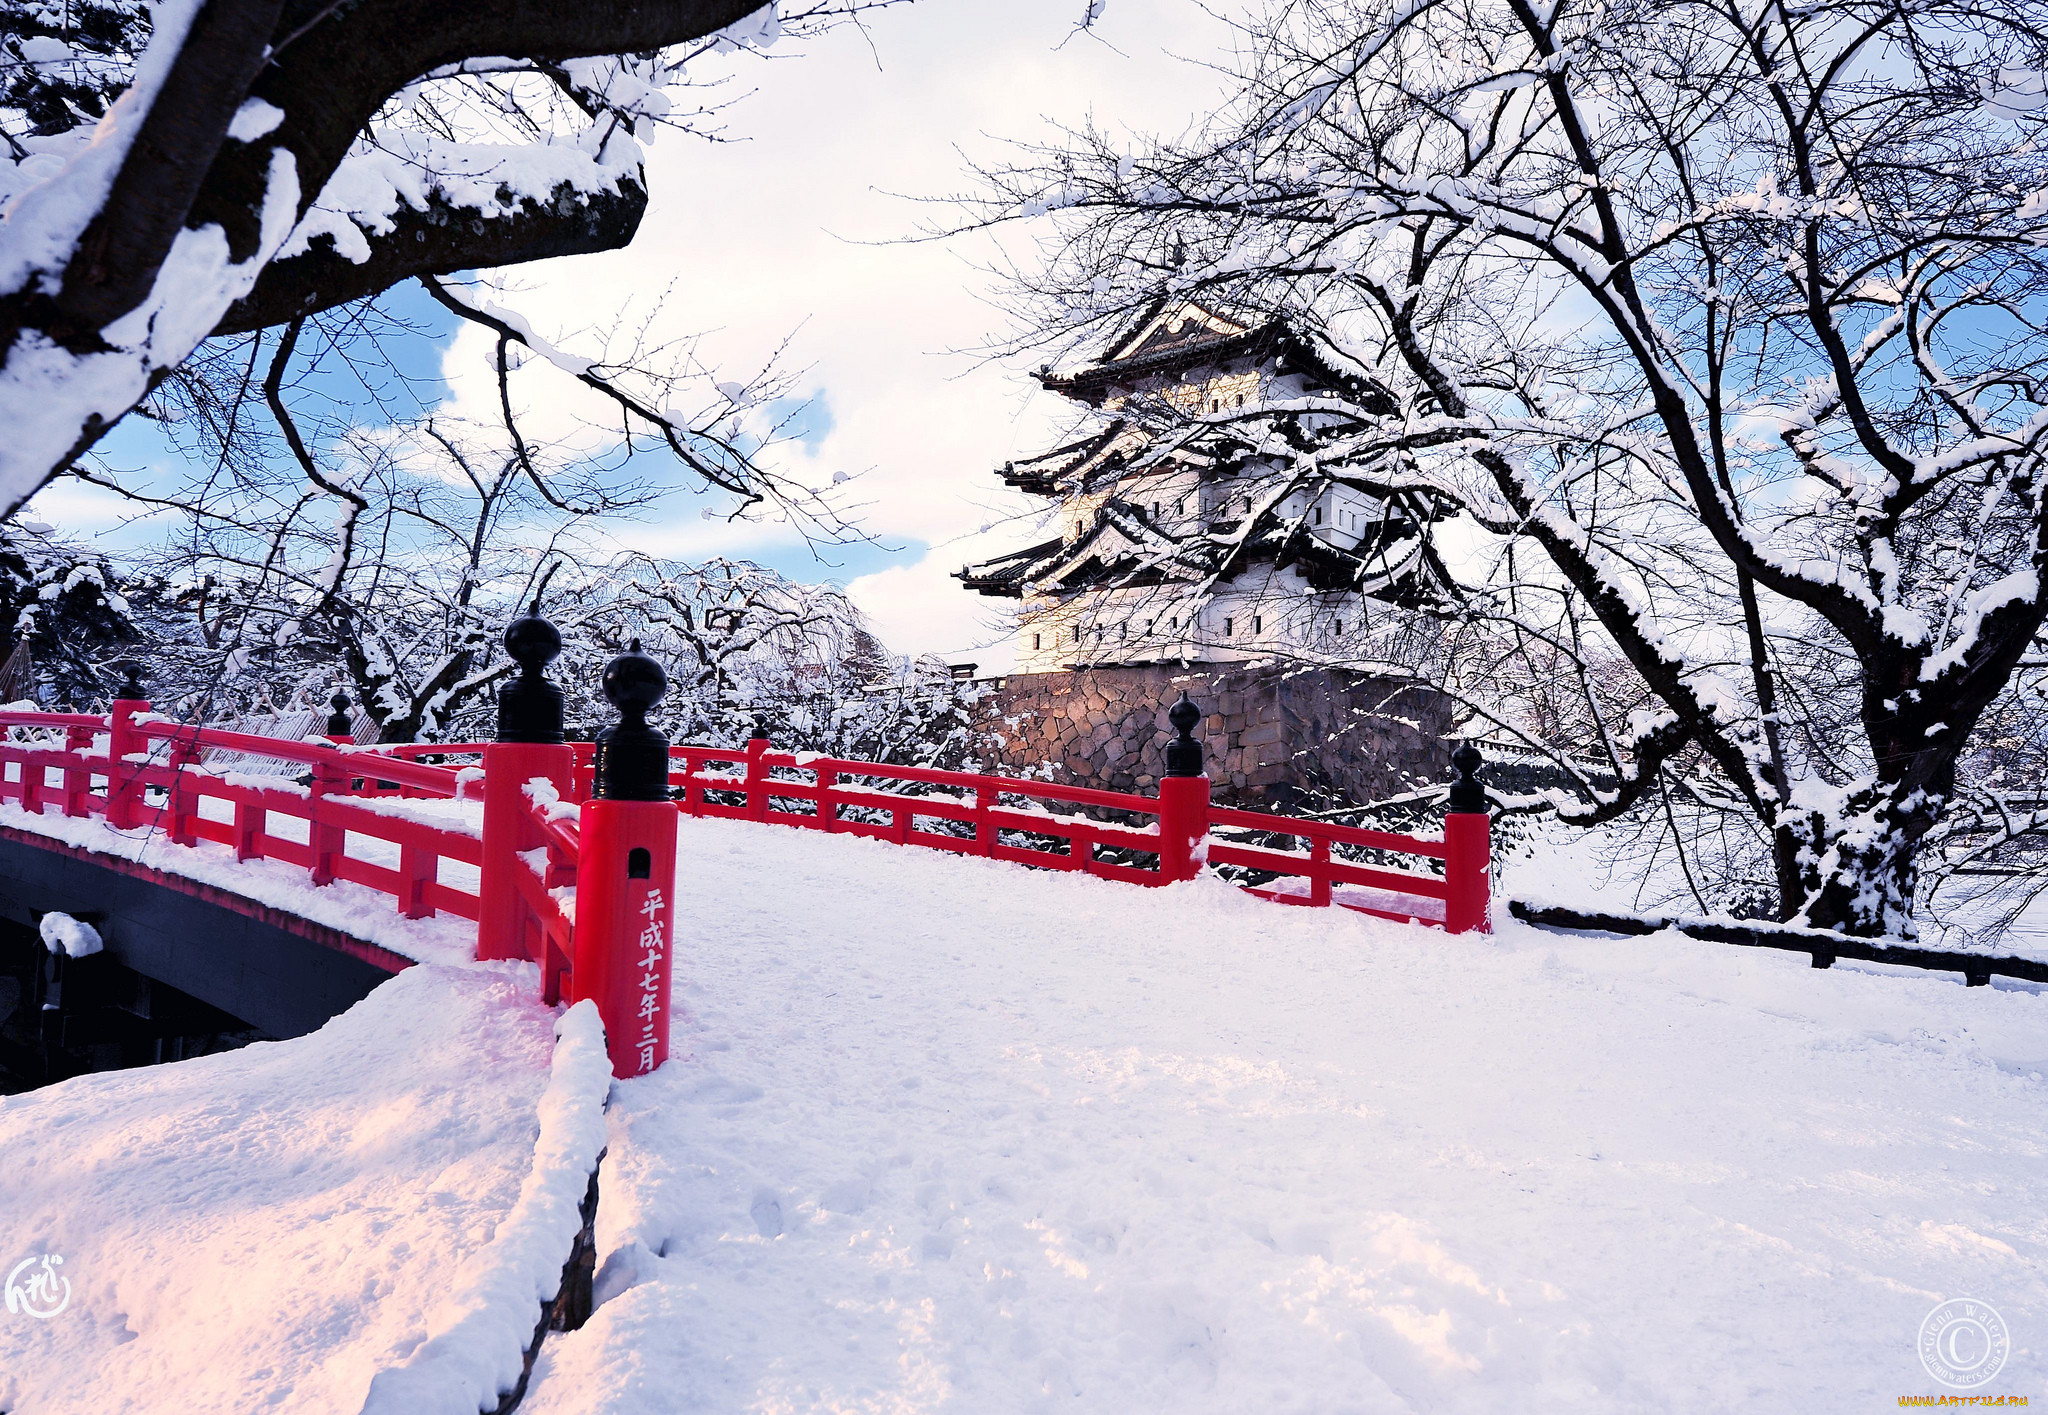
[37,909,102,958]
[228,99,286,144]
[711,4,782,51]
[361,1000,612,1415]
[0,963,574,1415]
[1,784,2043,1409]
[517,818,2048,1412]
[1,131,302,512]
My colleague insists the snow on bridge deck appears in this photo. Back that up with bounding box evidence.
[525,817,2048,1414]
[0,964,602,1415]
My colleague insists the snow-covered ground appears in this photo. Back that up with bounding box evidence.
[3,805,2044,1412]
[1501,817,2048,962]
[0,964,574,1414]
[521,818,2048,1414]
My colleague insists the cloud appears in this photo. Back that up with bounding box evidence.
[430,0,1249,661]
[845,551,1018,668]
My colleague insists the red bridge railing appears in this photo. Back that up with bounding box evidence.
[661,739,1488,930]
[0,645,1491,1080]
[0,701,484,923]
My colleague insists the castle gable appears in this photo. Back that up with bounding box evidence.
[1104,300,1254,365]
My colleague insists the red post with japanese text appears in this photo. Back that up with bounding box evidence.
[570,798,680,1077]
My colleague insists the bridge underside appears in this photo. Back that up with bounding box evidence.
[0,826,410,1087]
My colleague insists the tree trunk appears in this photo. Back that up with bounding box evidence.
[1775,785,1946,938]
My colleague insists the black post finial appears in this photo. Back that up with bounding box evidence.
[1164,691,1205,778]
[497,607,566,744]
[117,661,145,702]
[750,711,773,745]
[594,640,670,801]
[325,690,353,737]
[1448,742,1486,814]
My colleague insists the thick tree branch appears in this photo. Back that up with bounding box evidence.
[214,180,648,336]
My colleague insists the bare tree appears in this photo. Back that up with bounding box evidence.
[0,0,895,516]
[959,0,2048,937]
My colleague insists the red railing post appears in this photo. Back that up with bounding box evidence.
[18,740,40,815]
[1156,693,1211,883]
[479,742,574,959]
[233,798,263,862]
[307,752,345,885]
[571,742,596,803]
[166,736,199,847]
[62,725,91,816]
[397,842,435,919]
[572,643,679,1078]
[106,678,150,828]
[1442,744,1492,935]
[745,723,770,822]
[818,765,840,832]
[479,611,575,963]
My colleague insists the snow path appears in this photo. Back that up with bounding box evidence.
[523,818,2048,1414]
[0,965,564,1415]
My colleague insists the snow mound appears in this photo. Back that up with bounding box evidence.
[0,965,560,1415]
[37,909,102,957]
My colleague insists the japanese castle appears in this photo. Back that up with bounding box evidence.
[957,297,1450,673]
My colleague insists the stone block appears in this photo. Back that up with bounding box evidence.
[1242,722,1285,748]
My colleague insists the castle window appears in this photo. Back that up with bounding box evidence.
[1314,506,1323,525]
[1223,617,1235,637]
[1032,632,1042,650]
[1333,620,1342,637]
[1252,616,1263,634]
[1072,625,1081,643]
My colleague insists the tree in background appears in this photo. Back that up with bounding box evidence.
[0,521,146,706]
[967,0,2048,938]
[9,505,977,769]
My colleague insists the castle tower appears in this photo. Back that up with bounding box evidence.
[958,297,1451,673]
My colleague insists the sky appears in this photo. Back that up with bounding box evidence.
[463,0,1254,669]
[29,0,1258,673]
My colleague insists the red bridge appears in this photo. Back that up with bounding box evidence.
[0,614,1491,1082]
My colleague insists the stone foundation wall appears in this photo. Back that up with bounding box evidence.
[968,665,1453,809]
